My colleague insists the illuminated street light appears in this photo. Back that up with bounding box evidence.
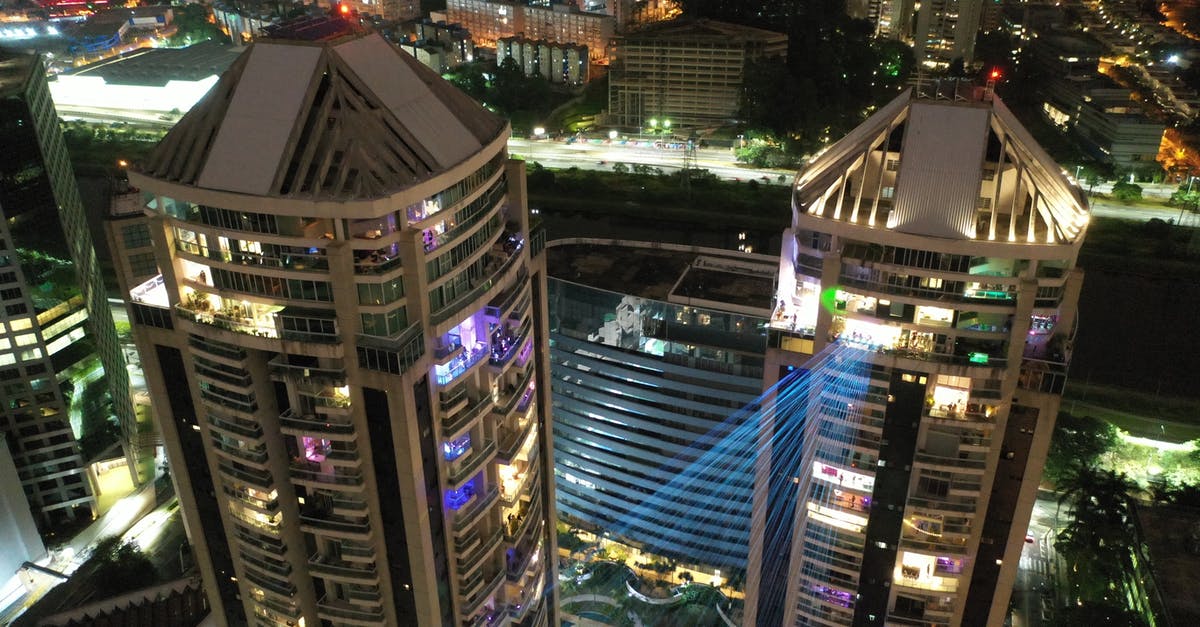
[648,118,658,128]
[533,126,545,138]
[662,119,671,129]
[608,129,618,140]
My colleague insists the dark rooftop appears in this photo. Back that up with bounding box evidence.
[547,243,775,311]
[0,48,36,98]
[261,15,362,42]
[64,40,241,86]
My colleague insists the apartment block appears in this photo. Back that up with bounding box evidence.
[121,17,557,627]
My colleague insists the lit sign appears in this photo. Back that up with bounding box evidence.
[968,352,989,364]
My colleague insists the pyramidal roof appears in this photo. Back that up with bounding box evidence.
[794,85,1090,245]
[141,22,506,200]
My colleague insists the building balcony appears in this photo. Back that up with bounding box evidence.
[243,567,297,601]
[443,394,492,440]
[175,304,279,340]
[456,526,503,577]
[485,276,529,322]
[222,486,279,514]
[906,496,979,515]
[289,460,365,491]
[208,415,264,442]
[913,451,988,474]
[448,440,497,489]
[338,543,376,564]
[308,553,380,585]
[430,241,526,329]
[459,567,505,618]
[435,342,488,387]
[496,416,535,465]
[331,496,368,516]
[488,320,531,369]
[279,409,356,440]
[267,357,346,386]
[299,513,372,540]
[494,366,535,418]
[504,484,541,543]
[217,461,274,491]
[317,597,386,626]
[453,485,500,533]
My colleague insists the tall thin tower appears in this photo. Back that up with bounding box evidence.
[123,17,558,626]
[747,86,1087,626]
[1,49,137,528]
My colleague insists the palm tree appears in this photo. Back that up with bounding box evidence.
[1055,466,1139,605]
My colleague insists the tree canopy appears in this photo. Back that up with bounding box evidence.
[738,11,914,156]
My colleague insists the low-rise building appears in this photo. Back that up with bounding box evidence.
[1040,75,1165,168]
[607,18,786,129]
[445,0,612,59]
[49,41,241,117]
[498,36,588,84]
[522,3,612,61]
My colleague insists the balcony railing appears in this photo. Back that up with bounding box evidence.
[459,568,505,618]
[447,440,497,487]
[176,305,279,339]
[913,451,987,472]
[457,527,503,576]
[454,485,500,532]
[268,358,347,386]
[208,415,263,441]
[299,514,371,537]
[279,409,355,438]
[317,597,385,624]
[430,243,525,326]
[489,320,531,367]
[308,553,379,583]
[443,395,492,437]
[435,343,487,387]
[289,461,364,488]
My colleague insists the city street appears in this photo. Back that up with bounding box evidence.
[508,137,793,183]
[1012,492,1061,627]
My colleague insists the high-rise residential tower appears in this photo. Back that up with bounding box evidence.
[0,49,137,528]
[746,84,1086,626]
[123,18,556,627]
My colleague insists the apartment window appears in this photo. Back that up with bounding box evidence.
[129,252,158,278]
[121,223,152,248]
[882,186,895,200]
[886,159,900,171]
[5,303,27,316]
[977,197,992,209]
[0,288,21,301]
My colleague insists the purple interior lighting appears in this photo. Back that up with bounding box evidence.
[443,433,472,461]
[302,436,329,462]
[445,481,475,510]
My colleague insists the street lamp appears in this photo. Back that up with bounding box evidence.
[608,129,618,141]
[531,127,545,164]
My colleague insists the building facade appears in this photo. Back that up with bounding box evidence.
[498,36,589,84]
[445,0,523,49]
[0,50,137,528]
[606,18,786,129]
[522,4,613,62]
[745,85,1087,626]
[547,242,773,579]
[445,0,612,59]
[123,20,556,627]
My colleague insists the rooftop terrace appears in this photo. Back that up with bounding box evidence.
[547,242,776,311]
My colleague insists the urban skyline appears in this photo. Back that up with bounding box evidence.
[0,1,1198,626]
